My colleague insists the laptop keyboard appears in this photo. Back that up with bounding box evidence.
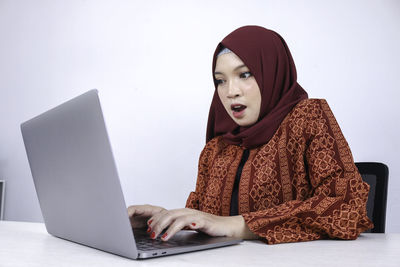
[134,229,200,251]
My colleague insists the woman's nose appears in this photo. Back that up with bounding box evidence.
[227,80,242,98]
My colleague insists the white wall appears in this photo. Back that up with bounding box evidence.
[0,0,399,232]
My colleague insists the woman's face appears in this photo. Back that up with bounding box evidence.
[214,52,261,127]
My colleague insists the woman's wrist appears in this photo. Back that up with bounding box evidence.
[222,215,258,239]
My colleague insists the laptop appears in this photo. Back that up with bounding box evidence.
[20,89,242,259]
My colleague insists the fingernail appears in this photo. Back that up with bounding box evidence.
[146,227,151,233]
[150,232,155,239]
[162,233,168,239]
[191,223,196,226]
[148,219,153,225]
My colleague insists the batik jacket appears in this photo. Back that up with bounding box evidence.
[186,99,373,244]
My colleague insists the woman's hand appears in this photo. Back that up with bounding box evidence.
[147,208,258,241]
[127,204,166,228]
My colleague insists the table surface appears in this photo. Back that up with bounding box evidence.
[1,220,399,267]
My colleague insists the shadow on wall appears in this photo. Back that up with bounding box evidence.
[0,180,5,220]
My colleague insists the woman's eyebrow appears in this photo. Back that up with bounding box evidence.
[214,64,248,76]
[234,64,247,71]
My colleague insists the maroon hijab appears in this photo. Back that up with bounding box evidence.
[206,26,308,149]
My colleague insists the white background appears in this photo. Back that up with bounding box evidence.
[0,0,399,232]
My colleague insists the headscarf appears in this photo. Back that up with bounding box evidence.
[206,25,308,149]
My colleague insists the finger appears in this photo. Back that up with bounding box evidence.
[147,209,169,239]
[127,205,149,218]
[188,220,202,230]
[162,216,192,241]
[128,205,166,219]
[127,206,144,228]
[128,205,165,229]
[127,206,139,218]
[149,209,190,239]
[150,211,180,239]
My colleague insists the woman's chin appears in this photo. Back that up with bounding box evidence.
[232,117,256,127]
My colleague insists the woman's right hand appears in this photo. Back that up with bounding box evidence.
[127,204,166,228]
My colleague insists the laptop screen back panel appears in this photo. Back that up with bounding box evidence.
[21,90,138,259]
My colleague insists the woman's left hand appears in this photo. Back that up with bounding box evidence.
[146,208,258,241]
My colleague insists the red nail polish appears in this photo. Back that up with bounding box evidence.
[148,219,153,225]
[162,233,168,239]
[146,227,151,233]
[150,232,155,239]
[191,223,196,226]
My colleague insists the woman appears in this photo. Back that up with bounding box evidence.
[128,26,373,244]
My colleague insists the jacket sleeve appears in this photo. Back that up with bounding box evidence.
[185,139,215,210]
[242,100,374,244]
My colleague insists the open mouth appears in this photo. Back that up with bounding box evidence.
[231,104,247,118]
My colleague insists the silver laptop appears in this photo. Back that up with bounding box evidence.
[20,89,242,259]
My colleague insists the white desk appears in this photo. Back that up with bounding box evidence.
[1,221,399,267]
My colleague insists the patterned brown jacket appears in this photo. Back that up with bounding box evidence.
[186,99,373,244]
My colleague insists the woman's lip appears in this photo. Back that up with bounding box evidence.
[232,108,246,118]
[230,103,246,110]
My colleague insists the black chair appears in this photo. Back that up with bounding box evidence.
[355,162,389,233]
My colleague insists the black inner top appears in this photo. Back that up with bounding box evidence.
[230,149,250,216]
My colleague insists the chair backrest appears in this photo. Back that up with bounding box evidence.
[355,162,389,233]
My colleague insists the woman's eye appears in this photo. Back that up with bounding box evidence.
[240,72,252,79]
[215,79,225,85]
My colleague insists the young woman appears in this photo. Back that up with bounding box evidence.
[128,26,373,244]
